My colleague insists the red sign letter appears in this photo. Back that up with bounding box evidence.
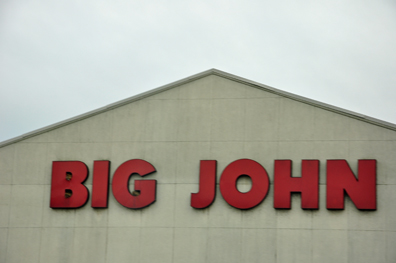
[50,161,89,208]
[191,160,217,208]
[327,159,376,210]
[91,161,110,208]
[274,160,319,209]
[220,159,269,209]
[112,159,157,209]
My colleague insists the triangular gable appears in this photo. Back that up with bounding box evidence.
[1,68,396,148]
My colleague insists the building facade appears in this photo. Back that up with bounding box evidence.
[0,69,395,262]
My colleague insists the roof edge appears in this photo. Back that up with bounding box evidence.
[0,69,217,147]
[210,69,396,131]
[1,68,396,148]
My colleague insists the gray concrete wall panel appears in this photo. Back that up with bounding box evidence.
[0,185,11,227]
[0,145,14,185]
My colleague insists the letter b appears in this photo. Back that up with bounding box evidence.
[50,161,89,208]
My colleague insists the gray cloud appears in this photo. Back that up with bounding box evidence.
[1,0,395,141]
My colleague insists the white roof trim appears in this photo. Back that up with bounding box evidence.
[1,68,396,147]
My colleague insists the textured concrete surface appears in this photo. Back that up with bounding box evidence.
[1,73,395,262]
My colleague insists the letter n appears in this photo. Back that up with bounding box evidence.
[326,159,376,210]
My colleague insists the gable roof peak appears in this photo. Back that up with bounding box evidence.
[1,69,395,147]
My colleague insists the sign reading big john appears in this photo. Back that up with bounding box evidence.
[2,69,396,263]
[50,158,377,210]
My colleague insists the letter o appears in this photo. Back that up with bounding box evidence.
[220,159,269,209]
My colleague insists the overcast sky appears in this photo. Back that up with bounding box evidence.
[1,1,395,142]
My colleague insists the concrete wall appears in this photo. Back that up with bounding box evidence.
[1,74,395,263]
